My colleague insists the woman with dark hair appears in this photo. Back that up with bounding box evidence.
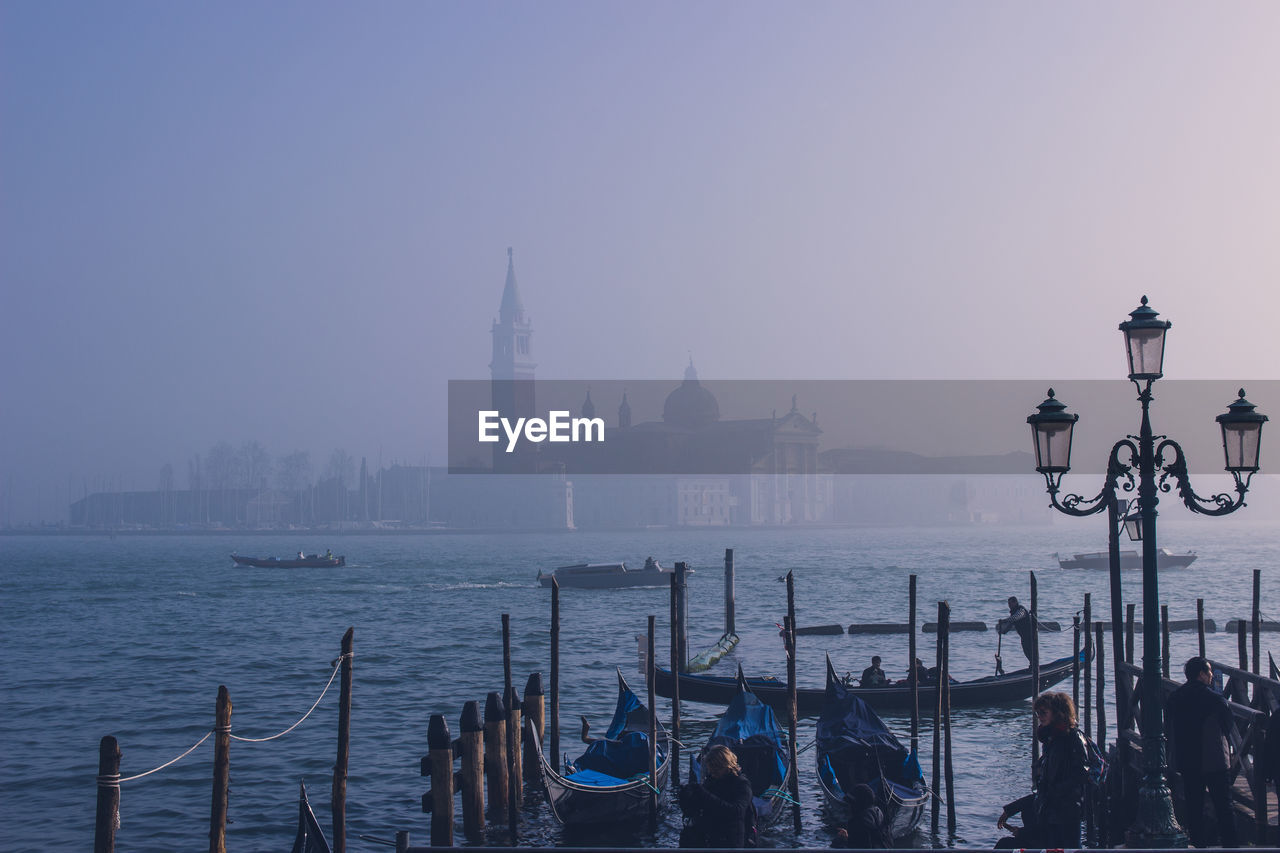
[833,783,891,848]
[679,744,755,848]
[996,691,1089,849]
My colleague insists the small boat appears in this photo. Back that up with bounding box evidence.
[531,669,670,825]
[289,783,331,853]
[650,652,1082,718]
[536,557,687,589]
[232,553,345,569]
[816,657,927,840]
[690,667,793,828]
[1055,548,1196,570]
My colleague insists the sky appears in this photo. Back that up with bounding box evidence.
[2,1,1279,523]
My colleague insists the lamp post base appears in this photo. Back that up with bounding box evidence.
[1125,781,1188,849]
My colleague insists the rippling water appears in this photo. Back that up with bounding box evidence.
[1,519,1276,851]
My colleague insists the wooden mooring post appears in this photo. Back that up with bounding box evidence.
[501,614,519,838]
[1093,622,1108,846]
[940,601,956,833]
[1252,568,1261,677]
[210,685,231,853]
[333,626,353,853]
[1083,593,1092,738]
[647,615,658,824]
[675,562,690,673]
[669,572,682,785]
[723,548,736,636]
[522,673,544,791]
[784,571,801,833]
[94,735,121,853]
[1161,604,1171,680]
[909,574,919,756]
[426,714,453,847]
[484,691,508,823]
[1029,572,1040,771]
[459,700,485,839]
[550,579,560,778]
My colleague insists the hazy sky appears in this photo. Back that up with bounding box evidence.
[2,2,1278,523]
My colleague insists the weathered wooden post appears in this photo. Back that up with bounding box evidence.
[483,691,508,823]
[676,562,690,672]
[785,572,801,833]
[1030,573,1040,769]
[94,735,121,853]
[1197,598,1207,659]
[909,574,919,757]
[210,685,232,853]
[506,684,522,811]
[459,700,485,839]
[931,601,943,832]
[1125,602,1136,663]
[426,714,454,847]
[522,673,544,790]
[1083,594,1093,737]
[550,579,560,777]
[395,830,410,852]
[669,573,682,785]
[1072,613,1082,712]
[1160,604,1170,680]
[333,626,353,853]
[941,601,956,833]
[724,548,736,636]
[1237,620,1248,674]
[1252,568,1262,677]
[501,614,519,836]
[1095,622,1108,846]
[647,615,658,823]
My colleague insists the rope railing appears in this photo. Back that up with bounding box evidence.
[113,653,349,784]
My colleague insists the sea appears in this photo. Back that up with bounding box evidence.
[1,518,1277,852]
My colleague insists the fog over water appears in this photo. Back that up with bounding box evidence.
[3,2,1279,524]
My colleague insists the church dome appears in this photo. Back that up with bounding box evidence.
[663,360,719,429]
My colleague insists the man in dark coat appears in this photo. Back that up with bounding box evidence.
[860,656,888,688]
[996,596,1036,662]
[1167,656,1237,848]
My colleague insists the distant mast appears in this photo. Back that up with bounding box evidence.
[490,248,536,472]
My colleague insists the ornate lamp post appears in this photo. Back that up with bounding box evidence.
[1027,297,1267,848]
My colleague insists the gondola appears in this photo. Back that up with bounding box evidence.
[289,783,331,853]
[816,656,927,839]
[689,666,793,827]
[231,553,345,568]
[651,651,1082,718]
[530,669,670,825]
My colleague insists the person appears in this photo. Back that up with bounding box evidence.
[325,548,333,560]
[834,782,891,848]
[996,596,1036,662]
[996,691,1088,849]
[298,550,305,559]
[860,656,888,688]
[1166,656,1237,848]
[896,657,930,686]
[679,744,755,848]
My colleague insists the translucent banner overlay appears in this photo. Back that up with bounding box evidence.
[448,379,1275,476]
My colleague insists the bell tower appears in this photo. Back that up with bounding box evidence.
[490,248,536,470]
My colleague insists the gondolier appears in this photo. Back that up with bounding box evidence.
[996,596,1036,662]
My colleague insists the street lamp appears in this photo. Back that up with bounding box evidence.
[1027,296,1268,848]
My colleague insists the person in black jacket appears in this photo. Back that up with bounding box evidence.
[833,782,892,848]
[996,596,1036,662]
[1167,656,1237,848]
[679,744,755,848]
[997,691,1088,849]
